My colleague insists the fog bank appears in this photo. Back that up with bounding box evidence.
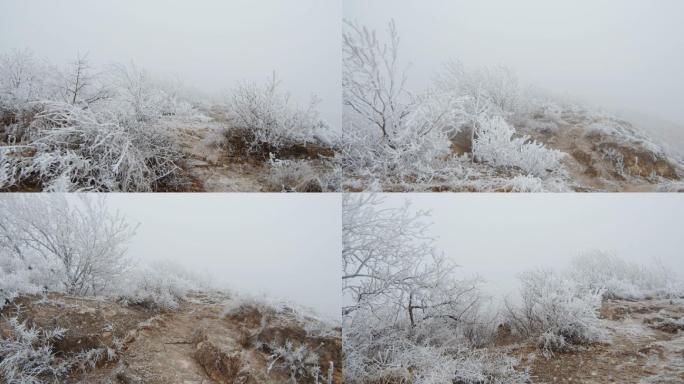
[0,0,342,129]
[380,194,684,303]
[345,0,684,148]
[103,194,341,319]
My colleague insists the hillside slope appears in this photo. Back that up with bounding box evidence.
[0,292,342,384]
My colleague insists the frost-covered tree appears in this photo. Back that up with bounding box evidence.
[342,195,526,384]
[0,49,47,109]
[0,194,135,298]
[343,20,411,140]
[342,21,456,186]
[53,53,111,107]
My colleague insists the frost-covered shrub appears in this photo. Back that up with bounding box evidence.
[267,158,326,192]
[0,101,187,191]
[0,52,202,192]
[506,269,605,356]
[263,340,322,384]
[0,311,121,383]
[569,251,683,300]
[341,119,456,186]
[226,74,327,155]
[473,116,565,177]
[436,61,522,116]
[0,50,50,113]
[0,315,69,384]
[344,316,528,384]
[117,262,203,310]
[0,253,63,311]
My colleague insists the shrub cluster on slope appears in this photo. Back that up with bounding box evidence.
[341,21,570,192]
[341,20,682,191]
[504,252,683,356]
[0,51,200,191]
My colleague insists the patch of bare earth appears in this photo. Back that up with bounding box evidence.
[168,113,337,192]
[505,299,684,383]
[516,110,683,192]
[1,292,342,384]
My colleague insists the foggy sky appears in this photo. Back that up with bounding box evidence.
[344,0,684,149]
[103,194,341,319]
[0,0,341,129]
[378,193,684,303]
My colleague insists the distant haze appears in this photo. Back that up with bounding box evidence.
[0,0,342,129]
[344,0,684,151]
[379,194,684,303]
[101,194,341,319]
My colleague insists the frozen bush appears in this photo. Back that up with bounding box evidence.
[343,317,528,384]
[341,116,456,186]
[267,158,324,192]
[473,116,565,177]
[437,61,522,116]
[0,315,69,384]
[226,73,327,155]
[569,251,683,300]
[0,101,187,191]
[264,340,321,384]
[505,269,605,356]
[117,262,203,310]
[0,50,50,112]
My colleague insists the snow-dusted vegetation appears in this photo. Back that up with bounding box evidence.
[0,194,342,383]
[341,20,683,191]
[0,50,338,192]
[0,51,200,191]
[342,194,529,384]
[343,194,684,383]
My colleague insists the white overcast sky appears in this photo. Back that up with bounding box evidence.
[100,194,341,319]
[0,0,341,129]
[377,193,684,303]
[345,0,684,151]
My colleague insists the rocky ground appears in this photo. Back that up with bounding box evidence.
[505,298,684,383]
[0,292,342,384]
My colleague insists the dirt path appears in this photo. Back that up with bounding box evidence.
[173,124,267,192]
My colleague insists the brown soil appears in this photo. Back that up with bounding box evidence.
[506,299,684,383]
[516,111,683,192]
[172,123,335,192]
[1,292,342,384]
